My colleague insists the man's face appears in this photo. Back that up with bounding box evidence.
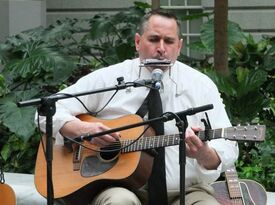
[135,15,183,64]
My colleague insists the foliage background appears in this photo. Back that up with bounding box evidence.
[0,2,274,191]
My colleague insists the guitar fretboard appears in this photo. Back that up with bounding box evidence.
[121,134,180,153]
[120,129,224,153]
[225,168,243,200]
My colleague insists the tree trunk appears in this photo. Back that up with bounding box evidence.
[151,0,160,10]
[214,0,229,75]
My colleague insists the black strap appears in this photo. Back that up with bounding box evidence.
[136,93,149,118]
[146,89,168,205]
[0,156,5,184]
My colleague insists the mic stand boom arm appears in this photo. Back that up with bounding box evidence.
[76,104,213,142]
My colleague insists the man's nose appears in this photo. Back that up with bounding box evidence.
[157,40,165,54]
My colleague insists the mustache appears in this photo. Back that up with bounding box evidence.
[152,54,167,60]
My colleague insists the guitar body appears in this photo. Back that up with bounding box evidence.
[211,179,267,205]
[34,114,154,201]
[0,183,16,205]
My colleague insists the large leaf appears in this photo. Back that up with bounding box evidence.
[263,41,275,71]
[236,67,267,96]
[0,89,39,140]
[189,40,213,55]
[0,101,36,140]
[0,74,9,96]
[115,43,135,61]
[270,98,275,117]
[0,43,11,64]
[203,69,237,96]
[232,91,267,122]
[200,19,245,53]
[42,18,84,42]
[89,14,115,40]
[6,42,70,76]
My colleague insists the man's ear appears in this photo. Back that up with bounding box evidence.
[135,33,141,51]
[178,39,183,56]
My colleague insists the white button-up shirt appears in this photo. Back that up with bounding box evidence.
[36,58,238,191]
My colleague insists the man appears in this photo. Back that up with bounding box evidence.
[37,10,238,205]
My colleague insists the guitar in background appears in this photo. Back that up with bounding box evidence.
[211,166,267,205]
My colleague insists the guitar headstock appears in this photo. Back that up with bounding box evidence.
[224,125,266,142]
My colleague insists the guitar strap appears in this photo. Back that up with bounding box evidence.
[136,89,168,205]
[135,92,149,119]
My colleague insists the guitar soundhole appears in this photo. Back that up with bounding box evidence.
[99,141,121,162]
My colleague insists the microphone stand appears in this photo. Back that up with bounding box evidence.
[16,78,151,205]
[175,115,188,205]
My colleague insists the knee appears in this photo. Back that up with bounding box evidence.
[92,187,141,205]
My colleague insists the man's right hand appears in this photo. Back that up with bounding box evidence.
[60,119,120,147]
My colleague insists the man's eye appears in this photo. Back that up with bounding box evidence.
[149,38,159,42]
[165,39,175,44]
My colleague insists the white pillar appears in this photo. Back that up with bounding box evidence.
[0,0,46,42]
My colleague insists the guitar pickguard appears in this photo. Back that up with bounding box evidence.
[211,179,267,205]
[240,182,256,205]
[81,155,118,177]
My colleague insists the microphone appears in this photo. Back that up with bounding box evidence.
[164,104,214,121]
[133,69,163,89]
[151,69,163,89]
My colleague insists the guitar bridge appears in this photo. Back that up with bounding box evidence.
[73,144,82,171]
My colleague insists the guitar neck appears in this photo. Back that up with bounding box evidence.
[225,167,243,199]
[120,124,265,153]
[120,130,222,153]
[119,129,224,153]
[120,129,224,153]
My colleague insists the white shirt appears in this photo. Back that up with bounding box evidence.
[36,58,238,191]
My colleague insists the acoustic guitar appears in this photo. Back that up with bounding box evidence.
[0,183,16,205]
[211,166,267,205]
[34,114,266,199]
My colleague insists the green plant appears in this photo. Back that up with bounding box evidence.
[80,1,150,67]
[190,18,275,191]
[0,1,151,173]
[0,24,77,172]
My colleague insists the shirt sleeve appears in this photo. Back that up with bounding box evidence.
[194,78,239,181]
[34,70,105,144]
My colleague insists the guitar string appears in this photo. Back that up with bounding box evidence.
[62,111,179,153]
[99,134,180,151]
[63,125,151,153]
[66,127,231,153]
[226,168,244,205]
[112,134,180,152]
[71,133,181,154]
